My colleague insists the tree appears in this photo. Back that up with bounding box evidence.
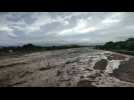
[104,41,114,49]
[101,38,134,51]
[22,44,34,48]
[121,38,134,50]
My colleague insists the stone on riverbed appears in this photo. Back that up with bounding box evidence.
[112,58,134,83]
[94,59,108,70]
[77,80,96,87]
[107,54,127,60]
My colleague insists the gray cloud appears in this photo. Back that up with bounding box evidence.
[0,12,134,46]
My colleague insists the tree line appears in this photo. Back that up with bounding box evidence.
[96,38,134,51]
[0,43,85,54]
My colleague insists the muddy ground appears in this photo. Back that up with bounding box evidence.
[0,47,134,87]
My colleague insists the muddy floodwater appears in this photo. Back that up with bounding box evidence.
[0,47,134,87]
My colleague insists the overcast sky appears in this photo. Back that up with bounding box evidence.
[0,12,134,46]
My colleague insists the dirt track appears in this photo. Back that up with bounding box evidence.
[0,47,134,87]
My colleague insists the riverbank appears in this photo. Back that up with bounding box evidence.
[110,50,134,56]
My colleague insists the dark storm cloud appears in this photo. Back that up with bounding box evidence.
[0,12,134,46]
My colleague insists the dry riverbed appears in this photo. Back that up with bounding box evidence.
[0,47,134,87]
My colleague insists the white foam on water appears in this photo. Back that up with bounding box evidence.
[105,60,121,73]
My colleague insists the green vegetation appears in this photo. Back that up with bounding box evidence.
[96,38,134,55]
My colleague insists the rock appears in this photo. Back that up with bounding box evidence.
[108,54,126,60]
[112,58,134,83]
[77,80,96,87]
[94,59,108,70]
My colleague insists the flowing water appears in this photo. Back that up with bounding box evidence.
[0,47,134,87]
